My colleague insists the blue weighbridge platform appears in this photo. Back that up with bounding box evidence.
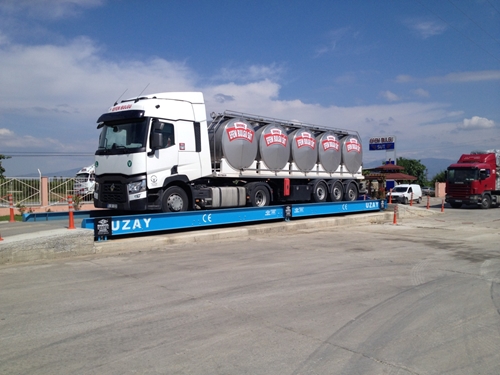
[81,199,385,241]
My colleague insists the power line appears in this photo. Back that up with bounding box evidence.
[447,0,500,45]
[414,0,500,64]
[486,0,500,16]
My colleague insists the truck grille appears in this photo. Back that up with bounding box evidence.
[101,182,127,203]
[447,184,469,198]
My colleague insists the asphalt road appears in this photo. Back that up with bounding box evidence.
[1,205,499,374]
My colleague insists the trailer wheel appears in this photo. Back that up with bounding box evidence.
[480,194,491,209]
[161,186,188,212]
[312,180,328,202]
[344,181,358,201]
[329,180,343,202]
[248,184,270,207]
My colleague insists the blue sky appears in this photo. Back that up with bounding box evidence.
[0,0,499,176]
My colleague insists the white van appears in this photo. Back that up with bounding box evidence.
[387,184,422,204]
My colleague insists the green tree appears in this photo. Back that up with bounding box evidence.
[0,154,10,179]
[396,157,427,186]
[431,170,446,185]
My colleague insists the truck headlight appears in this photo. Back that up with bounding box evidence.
[128,180,146,194]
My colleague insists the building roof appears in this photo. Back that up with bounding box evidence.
[368,164,405,171]
[365,172,417,181]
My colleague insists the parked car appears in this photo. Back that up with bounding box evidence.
[421,186,435,196]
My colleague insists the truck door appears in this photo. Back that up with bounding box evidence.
[147,121,178,188]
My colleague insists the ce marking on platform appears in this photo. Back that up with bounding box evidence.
[342,204,348,211]
[202,214,212,223]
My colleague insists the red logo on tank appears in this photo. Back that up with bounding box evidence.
[345,138,361,153]
[322,135,339,151]
[264,128,288,147]
[295,131,316,149]
[226,122,254,142]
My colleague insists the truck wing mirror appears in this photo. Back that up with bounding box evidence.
[150,120,164,150]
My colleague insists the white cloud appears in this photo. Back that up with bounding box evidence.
[379,91,400,102]
[427,70,500,83]
[0,35,497,175]
[405,19,447,39]
[213,64,285,84]
[396,75,414,83]
[0,128,14,136]
[396,70,500,85]
[412,88,429,98]
[458,116,496,130]
[0,0,103,20]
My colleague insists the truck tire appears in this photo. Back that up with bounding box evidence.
[480,194,491,209]
[161,186,188,212]
[247,184,270,207]
[329,180,343,202]
[403,197,409,205]
[312,180,328,202]
[450,202,462,209]
[344,181,358,202]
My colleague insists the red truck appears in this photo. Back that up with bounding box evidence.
[445,150,500,209]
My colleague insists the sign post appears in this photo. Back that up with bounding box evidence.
[369,135,396,163]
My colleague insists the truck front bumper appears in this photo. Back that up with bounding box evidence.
[445,195,480,206]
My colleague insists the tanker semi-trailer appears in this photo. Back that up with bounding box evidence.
[93,92,364,213]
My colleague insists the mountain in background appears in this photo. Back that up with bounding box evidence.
[364,157,454,180]
[18,167,82,178]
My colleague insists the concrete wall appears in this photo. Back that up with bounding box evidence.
[435,182,446,198]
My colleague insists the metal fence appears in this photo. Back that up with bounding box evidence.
[0,177,93,209]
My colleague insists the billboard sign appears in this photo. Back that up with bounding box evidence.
[369,136,395,151]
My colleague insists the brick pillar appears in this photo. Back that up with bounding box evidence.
[41,177,49,207]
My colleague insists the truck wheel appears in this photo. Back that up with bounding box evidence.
[248,185,270,207]
[450,202,462,209]
[344,182,358,202]
[403,197,409,205]
[329,181,343,202]
[312,180,328,202]
[480,195,491,209]
[161,186,188,212]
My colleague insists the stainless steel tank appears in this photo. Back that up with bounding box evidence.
[289,129,318,172]
[341,134,363,173]
[211,118,258,169]
[256,124,290,171]
[317,131,341,173]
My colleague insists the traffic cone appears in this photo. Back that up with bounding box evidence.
[68,195,75,229]
[410,192,413,206]
[0,232,3,241]
[426,195,430,209]
[9,194,15,222]
[393,205,398,225]
[389,189,392,204]
[441,199,445,212]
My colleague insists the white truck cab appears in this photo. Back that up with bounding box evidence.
[74,165,96,195]
[387,184,422,204]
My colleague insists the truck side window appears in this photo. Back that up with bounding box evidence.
[159,123,175,149]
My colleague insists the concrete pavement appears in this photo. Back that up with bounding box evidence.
[0,201,498,374]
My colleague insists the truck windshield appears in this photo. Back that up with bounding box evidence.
[447,168,478,183]
[97,119,149,154]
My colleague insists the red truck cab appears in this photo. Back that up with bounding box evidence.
[445,151,500,209]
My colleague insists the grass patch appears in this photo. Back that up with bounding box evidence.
[0,215,22,222]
